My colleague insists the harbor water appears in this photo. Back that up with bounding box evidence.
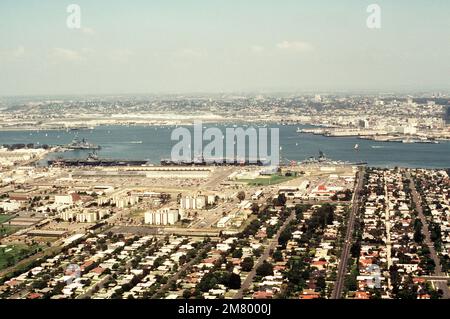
[0,124,449,168]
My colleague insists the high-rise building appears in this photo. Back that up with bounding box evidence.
[145,208,179,225]
[180,195,206,210]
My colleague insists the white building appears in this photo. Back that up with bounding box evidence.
[207,195,217,205]
[252,190,263,200]
[217,216,231,228]
[111,195,139,209]
[145,208,179,225]
[76,212,98,223]
[393,125,416,135]
[0,200,21,212]
[54,193,81,205]
[59,209,108,223]
[180,195,206,210]
[59,211,77,221]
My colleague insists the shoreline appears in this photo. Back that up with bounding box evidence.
[298,128,450,143]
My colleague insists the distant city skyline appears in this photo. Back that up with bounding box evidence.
[0,0,449,96]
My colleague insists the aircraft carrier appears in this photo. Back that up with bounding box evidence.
[48,153,147,167]
[160,157,269,166]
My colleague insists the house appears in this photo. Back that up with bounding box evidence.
[311,260,327,270]
[354,291,370,299]
[252,291,273,299]
[299,289,320,299]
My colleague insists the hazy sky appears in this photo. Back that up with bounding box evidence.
[0,0,449,96]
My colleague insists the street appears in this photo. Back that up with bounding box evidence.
[407,172,450,299]
[330,167,364,299]
[233,209,296,299]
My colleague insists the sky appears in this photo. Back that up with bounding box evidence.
[0,0,449,96]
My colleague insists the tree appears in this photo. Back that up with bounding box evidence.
[350,241,361,258]
[278,229,292,248]
[232,249,243,259]
[295,204,307,220]
[197,272,218,292]
[228,273,241,289]
[32,279,47,290]
[182,289,192,299]
[256,261,273,277]
[316,276,326,291]
[413,229,424,243]
[251,203,260,214]
[241,257,254,272]
[273,193,287,206]
[272,250,283,262]
[237,191,246,202]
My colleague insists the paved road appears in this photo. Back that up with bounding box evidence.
[77,274,112,299]
[233,210,295,299]
[202,167,235,190]
[151,242,213,299]
[419,275,450,281]
[407,172,450,299]
[330,167,364,299]
[383,172,393,289]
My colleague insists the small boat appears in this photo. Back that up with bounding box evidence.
[354,143,359,150]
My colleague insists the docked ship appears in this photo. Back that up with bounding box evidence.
[65,138,101,150]
[48,152,148,167]
[301,150,367,166]
[161,156,269,166]
[401,138,439,144]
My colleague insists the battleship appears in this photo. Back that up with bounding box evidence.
[65,138,101,150]
[48,152,147,167]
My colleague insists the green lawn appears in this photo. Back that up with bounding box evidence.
[0,225,22,236]
[0,244,41,270]
[239,174,297,186]
[0,214,13,224]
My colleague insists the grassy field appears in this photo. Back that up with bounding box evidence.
[0,214,13,224]
[0,244,41,270]
[0,225,22,236]
[239,174,297,186]
[130,209,145,218]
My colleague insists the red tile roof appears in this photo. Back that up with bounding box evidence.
[91,267,105,275]
[252,291,273,299]
[299,294,320,299]
[355,291,370,299]
[27,293,43,299]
